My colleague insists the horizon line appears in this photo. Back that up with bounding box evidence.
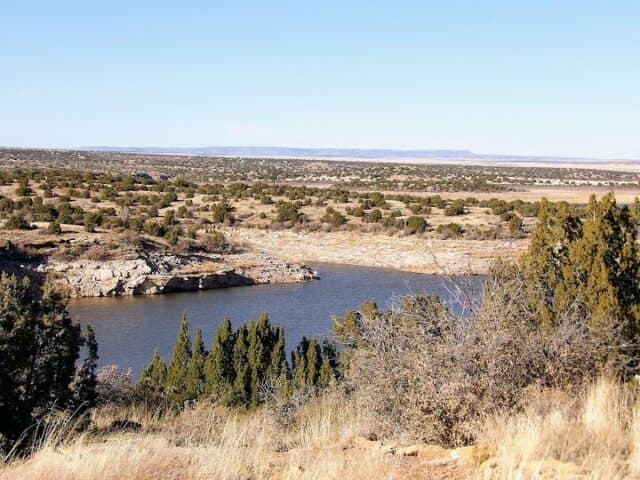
[1,144,639,163]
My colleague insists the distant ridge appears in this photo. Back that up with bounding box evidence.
[81,146,478,159]
[77,146,638,163]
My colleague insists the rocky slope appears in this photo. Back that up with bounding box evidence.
[0,234,318,298]
[224,227,525,274]
[41,251,317,297]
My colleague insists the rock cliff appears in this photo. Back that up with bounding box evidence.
[0,237,318,297]
[40,251,318,297]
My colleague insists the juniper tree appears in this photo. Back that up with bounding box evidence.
[246,316,266,405]
[332,299,379,372]
[138,350,167,401]
[520,194,640,336]
[72,324,99,410]
[559,194,640,334]
[185,328,206,401]
[332,299,378,348]
[305,338,322,386]
[484,193,640,375]
[291,337,309,388]
[519,198,580,329]
[269,325,288,382]
[203,317,235,401]
[142,316,340,409]
[318,338,338,388]
[231,326,251,405]
[165,314,192,406]
[246,313,281,405]
[0,274,93,453]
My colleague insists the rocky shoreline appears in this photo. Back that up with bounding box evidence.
[41,252,318,297]
[224,227,525,275]
[0,236,318,298]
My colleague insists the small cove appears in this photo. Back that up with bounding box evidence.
[70,263,485,374]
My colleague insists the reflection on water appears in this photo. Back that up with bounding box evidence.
[69,263,484,374]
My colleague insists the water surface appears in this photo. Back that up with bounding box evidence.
[70,263,483,374]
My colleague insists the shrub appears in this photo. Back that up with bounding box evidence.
[211,200,234,224]
[163,225,183,245]
[321,207,347,227]
[436,222,464,239]
[83,211,103,232]
[405,215,428,234]
[15,181,32,197]
[4,212,31,230]
[0,198,13,216]
[96,365,136,407]
[275,202,304,225]
[47,221,62,234]
[343,273,626,446]
[143,219,164,237]
[346,206,365,217]
[508,215,523,236]
[443,199,465,216]
[367,208,382,223]
[197,230,229,253]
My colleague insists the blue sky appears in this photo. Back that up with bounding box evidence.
[1,1,639,158]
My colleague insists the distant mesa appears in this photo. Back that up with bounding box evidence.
[77,146,636,164]
[80,145,479,159]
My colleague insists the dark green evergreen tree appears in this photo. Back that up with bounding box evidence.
[203,317,235,401]
[185,328,206,401]
[269,325,288,382]
[165,314,192,407]
[520,194,640,336]
[318,338,338,388]
[72,324,99,410]
[560,194,640,333]
[292,337,309,388]
[0,274,89,453]
[519,198,580,329]
[305,338,322,386]
[138,350,167,401]
[246,313,278,406]
[231,326,250,405]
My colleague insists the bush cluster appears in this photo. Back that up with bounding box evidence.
[138,314,339,409]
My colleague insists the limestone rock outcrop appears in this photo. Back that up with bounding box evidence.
[37,251,317,297]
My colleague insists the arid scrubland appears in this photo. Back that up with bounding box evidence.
[3,148,640,289]
[3,150,640,479]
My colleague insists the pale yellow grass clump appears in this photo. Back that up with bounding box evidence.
[0,392,405,480]
[6,379,640,479]
[480,377,640,479]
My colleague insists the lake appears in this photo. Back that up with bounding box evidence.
[69,263,484,374]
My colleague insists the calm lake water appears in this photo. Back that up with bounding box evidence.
[69,263,484,374]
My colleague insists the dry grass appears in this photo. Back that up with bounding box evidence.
[4,375,640,480]
[6,380,639,480]
[480,377,640,479]
[0,391,408,480]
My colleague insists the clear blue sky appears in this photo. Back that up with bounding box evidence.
[1,1,639,158]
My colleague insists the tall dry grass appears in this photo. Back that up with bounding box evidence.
[480,376,640,479]
[0,390,402,480]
